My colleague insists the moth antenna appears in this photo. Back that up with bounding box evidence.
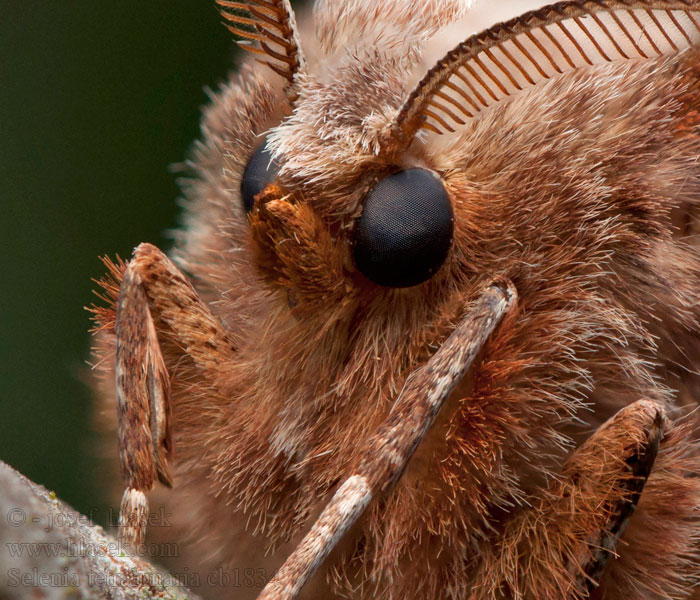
[256,280,518,600]
[383,0,700,151]
[216,0,306,101]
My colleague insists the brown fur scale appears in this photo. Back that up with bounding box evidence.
[90,2,700,599]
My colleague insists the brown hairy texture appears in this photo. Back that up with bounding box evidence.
[313,0,472,57]
[469,400,667,599]
[259,281,516,600]
[90,1,700,599]
[594,417,700,600]
[88,255,126,335]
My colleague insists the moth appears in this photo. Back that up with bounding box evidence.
[89,0,700,598]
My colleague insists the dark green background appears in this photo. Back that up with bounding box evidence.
[0,2,260,519]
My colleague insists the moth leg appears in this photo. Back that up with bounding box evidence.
[256,280,517,600]
[472,399,665,600]
[565,401,664,593]
[114,242,236,545]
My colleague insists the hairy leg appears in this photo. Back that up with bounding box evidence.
[114,242,236,544]
[471,400,668,599]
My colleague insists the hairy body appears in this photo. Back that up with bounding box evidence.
[92,2,700,598]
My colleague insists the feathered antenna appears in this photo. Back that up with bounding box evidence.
[216,0,306,101]
[384,0,700,152]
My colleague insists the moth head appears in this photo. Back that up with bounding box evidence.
[242,143,456,292]
[221,0,700,313]
[219,1,478,311]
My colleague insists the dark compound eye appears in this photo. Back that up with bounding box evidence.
[240,139,279,213]
[354,168,454,288]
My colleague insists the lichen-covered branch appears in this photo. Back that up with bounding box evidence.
[0,460,201,600]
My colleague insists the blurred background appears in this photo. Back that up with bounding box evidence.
[0,2,243,522]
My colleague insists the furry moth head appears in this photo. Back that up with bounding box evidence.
[92,1,700,599]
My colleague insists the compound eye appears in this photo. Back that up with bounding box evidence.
[240,139,279,213]
[354,168,454,288]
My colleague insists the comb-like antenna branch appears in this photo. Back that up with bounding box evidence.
[216,0,306,101]
[384,0,700,151]
[256,279,518,600]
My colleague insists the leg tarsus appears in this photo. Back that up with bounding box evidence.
[119,488,149,546]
